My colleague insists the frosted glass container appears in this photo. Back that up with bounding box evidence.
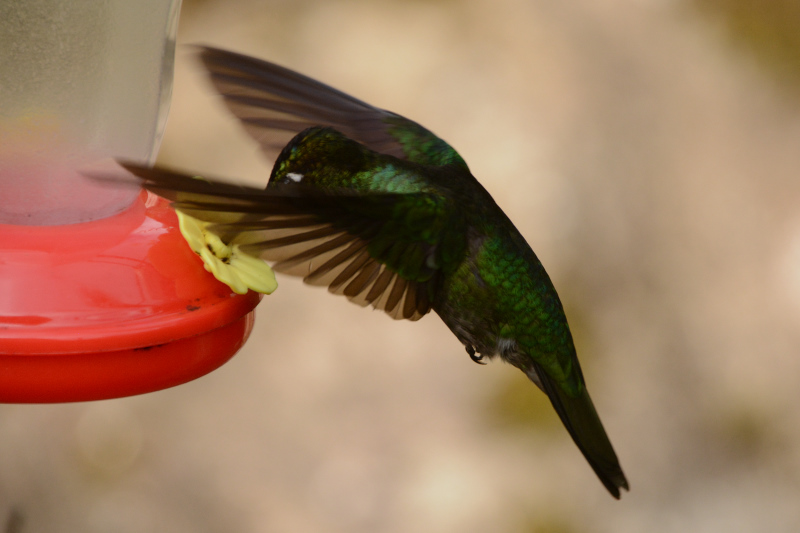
[0,0,181,225]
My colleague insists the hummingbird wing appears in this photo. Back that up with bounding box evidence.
[199,46,468,171]
[119,151,465,321]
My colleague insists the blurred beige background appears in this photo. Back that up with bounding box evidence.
[3,0,800,531]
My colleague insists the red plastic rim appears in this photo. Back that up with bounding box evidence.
[0,190,262,402]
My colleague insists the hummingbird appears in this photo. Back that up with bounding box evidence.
[121,46,628,498]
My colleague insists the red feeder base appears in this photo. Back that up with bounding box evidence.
[0,190,261,402]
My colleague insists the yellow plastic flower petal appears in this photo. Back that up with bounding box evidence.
[176,209,277,295]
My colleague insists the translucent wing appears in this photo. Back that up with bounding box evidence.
[199,46,468,170]
[120,162,465,321]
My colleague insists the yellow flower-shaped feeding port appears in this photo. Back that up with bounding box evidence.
[176,209,277,295]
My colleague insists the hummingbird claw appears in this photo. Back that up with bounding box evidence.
[466,345,486,365]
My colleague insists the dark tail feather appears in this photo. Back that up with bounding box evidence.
[532,363,629,498]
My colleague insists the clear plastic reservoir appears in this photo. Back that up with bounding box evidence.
[0,0,181,225]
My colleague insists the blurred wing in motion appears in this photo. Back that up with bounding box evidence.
[119,157,465,321]
[199,46,469,170]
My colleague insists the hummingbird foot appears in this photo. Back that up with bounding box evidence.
[466,345,486,365]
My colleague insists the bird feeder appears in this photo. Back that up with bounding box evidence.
[0,0,261,402]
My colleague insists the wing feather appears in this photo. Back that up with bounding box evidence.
[199,46,467,169]
[113,149,463,322]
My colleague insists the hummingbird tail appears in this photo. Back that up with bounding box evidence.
[532,363,629,498]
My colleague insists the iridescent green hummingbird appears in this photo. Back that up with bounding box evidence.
[122,47,628,497]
